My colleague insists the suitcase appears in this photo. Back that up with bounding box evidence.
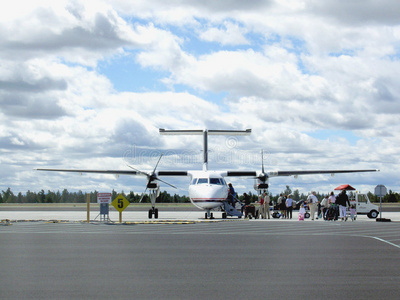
[245,205,256,219]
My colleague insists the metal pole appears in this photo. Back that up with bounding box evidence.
[87,193,90,223]
[119,211,122,223]
[379,195,382,219]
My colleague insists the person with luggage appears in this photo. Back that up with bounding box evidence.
[307,191,319,220]
[320,195,329,220]
[241,192,251,215]
[328,191,338,220]
[336,190,351,221]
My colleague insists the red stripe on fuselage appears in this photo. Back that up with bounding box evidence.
[191,198,226,203]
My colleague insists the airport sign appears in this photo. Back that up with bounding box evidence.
[111,194,130,213]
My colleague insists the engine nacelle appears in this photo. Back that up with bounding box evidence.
[147,182,159,189]
[254,179,269,191]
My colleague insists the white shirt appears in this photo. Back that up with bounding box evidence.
[329,195,336,204]
[307,194,318,204]
[286,197,293,207]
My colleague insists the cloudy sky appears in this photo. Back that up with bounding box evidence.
[1,0,398,197]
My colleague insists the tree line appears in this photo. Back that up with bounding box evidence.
[1,186,399,204]
[0,188,190,204]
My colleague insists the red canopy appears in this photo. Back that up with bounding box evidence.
[334,184,356,191]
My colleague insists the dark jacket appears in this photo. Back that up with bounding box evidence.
[336,192,350,207]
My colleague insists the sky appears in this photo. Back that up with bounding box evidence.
[1,0,399,197]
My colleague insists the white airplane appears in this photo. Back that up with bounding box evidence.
[38,128,379,219]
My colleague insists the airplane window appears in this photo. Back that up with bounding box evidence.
[210,178,222,185]
[197,178,208,184]
[191,178,198,185]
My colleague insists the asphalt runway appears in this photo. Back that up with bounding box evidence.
[1,220,400,299]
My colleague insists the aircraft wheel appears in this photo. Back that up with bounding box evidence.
[222,212,227,219]
[148,209,153,219]
[205,212,208,219]
[154,208,158,219]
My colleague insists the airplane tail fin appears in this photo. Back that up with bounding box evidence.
[159,129,251,170]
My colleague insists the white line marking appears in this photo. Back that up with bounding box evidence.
[364,235,400,249]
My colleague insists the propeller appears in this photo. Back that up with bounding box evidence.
[127,153,176,202]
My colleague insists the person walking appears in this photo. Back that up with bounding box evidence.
[328,191,338,220]
[336,190,350,221]
[307,191,319,220]
[320,195,329,220]
[228,183,235,207]
[241,192,251,215]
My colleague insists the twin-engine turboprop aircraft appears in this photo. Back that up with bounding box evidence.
[38,128,378,219]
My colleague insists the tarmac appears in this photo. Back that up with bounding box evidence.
[2,206,400,299]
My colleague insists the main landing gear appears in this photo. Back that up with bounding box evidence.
[205,210,214,219]
[148,207,159,219]
[147,188,160,219]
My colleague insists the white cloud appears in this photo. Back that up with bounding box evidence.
[199,21,249,45]
[0,0,398,197]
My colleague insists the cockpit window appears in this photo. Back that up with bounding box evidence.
[197,178,208,184]
[191,178,197,185]
[210,178,222,185]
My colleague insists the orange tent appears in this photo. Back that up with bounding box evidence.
[334,184,356,191]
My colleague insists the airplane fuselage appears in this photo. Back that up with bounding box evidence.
[188,171,229,210]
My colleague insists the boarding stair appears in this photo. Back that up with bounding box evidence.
[222,200,243,218]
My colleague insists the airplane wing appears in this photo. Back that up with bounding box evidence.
[36,168,141,175]
[37,168,189,176]
[223,169,379,178]
[267,169,379,177]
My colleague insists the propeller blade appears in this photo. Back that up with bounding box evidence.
[139,187,148,203]
[155,177,177,189]
[261,149,265,174]
[152,153,164,174]
[126,164,149,177]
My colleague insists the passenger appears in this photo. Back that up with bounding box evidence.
[299,204,306,221]
[320,195,329,220]
[227,183,235,207]
[328,191,338,220]
[336,190,350,221]
[350,205,357,221]
[307,191,319,221]
[263,192,271,219]
[258,193,265,218]
[328,191,336,206]
[279,194,287,219]
[277,193,284,219]
[241,192,251,214]
[285,194,293,219]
